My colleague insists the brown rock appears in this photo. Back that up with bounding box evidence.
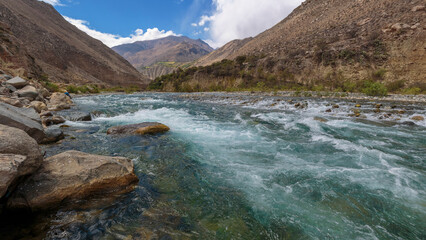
[0,124,43,199]
[16,85,39,100]
[8,151,139,210]
[411,116,424,121]
[47,92,73,111]
[42,115,66,126]
[314,116,328,123]
[107,122,170,135]
[30,101,47,113]
[0,97,23,108]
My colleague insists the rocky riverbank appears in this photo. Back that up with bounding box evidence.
[0,72,142,215]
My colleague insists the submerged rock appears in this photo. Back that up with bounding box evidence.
[0,124,43,199]
[411,116,424,121]
[107,122,170,135]
[63,112,92,121]
[8,151,139,211]
[314,116,328,123]
[0,102,45,143]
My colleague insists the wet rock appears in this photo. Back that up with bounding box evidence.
[411,116,424,121]
[314,117,328,123]
[42,115,66,126]
[8,150,139,211]
[0,102,45,143]
[64,112,92,122]
[30,101,47,113]
[0,74,12,81]
[107,122,170,135]
[40,128,64,144]
[16,85,39,100]
[332,104,339,108]
[325,108,332,113]
[401,121,415,126]
[375,104,382,108]
[355,104,361,108]
[5,77,27,89]
[60,124,71,128]
[0,124,43,199]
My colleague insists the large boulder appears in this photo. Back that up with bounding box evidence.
[0,124,43,199]
[5,77,27,89]
[8,151,139,211]
[48,92,73,111]
[107,122,170,135]
[0,102,45,143]
[0,97,23,108]
[16,85,39,100]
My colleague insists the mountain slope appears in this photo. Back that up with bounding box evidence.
[155,0,425,92]
[0,0,148,87]
[113,36,213,79]
[113,36,213,68]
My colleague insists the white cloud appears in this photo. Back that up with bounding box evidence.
[201,0,304,48]
[39,0,63,6]
[64,16,178,47]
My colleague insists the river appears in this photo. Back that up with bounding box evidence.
[8,93,426,239]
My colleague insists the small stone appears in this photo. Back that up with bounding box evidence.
[375,104,382,108]
[332,104,339,108]
[60,125,71,128]
[314,116,328,123]
[325,109,332,113]
[355,104,361,108]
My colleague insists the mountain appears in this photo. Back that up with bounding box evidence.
[0,0,148,87]
[151,0,425,92]
[113,36,213,79]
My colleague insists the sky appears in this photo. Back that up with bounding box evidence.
[40,0,304,48]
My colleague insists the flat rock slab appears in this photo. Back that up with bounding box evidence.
[8,150,139,211]
[0,124,43,199]
[0,102,45,143]
[107,122,170,135]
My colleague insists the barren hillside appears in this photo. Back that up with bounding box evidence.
[158,0,425,92]
[0,0,148,87]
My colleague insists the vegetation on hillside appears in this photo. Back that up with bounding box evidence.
[148,52,425,96]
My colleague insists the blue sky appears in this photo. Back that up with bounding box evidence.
[41,0,303,48]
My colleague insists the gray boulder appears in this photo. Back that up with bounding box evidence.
[8,150,139,211]
[0,124,43,199]
[16,85,39,100]
[0,102,46,143]
[40,128,64,144]
[5,77,27,89]
[42,115,66,126]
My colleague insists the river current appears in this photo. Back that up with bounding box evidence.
[10,93,426,239]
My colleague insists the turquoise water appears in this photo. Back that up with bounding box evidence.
[37,93,426,239]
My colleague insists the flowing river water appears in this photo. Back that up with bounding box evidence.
[4,93,426,239]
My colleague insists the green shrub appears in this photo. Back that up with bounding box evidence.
[342,81,357,92]
[43,81,59,92]
[372,69,387,80]
[403,87,421,95]
[362,80,388,96]
[386,80,405,93]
